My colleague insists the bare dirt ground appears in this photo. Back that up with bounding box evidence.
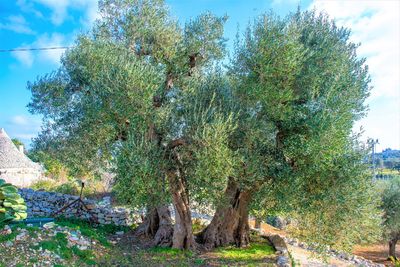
[353,243,399,266]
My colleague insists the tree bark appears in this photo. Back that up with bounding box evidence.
[136,205,173,247]
[198,178,252,249]
[168,170,196,249]
[389,237,398,259]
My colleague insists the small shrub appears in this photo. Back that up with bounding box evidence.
[30,179,57,191]
[0,179,27,223]
[30,179,107,198]
[390,256,400,267]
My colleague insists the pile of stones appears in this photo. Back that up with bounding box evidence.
[0,222,102,267]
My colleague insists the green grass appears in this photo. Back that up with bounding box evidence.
[2,218,278,266]
[148,246,193,258]
[55,217,130,247]
[72,245,96,265]
[37,232,73,259]
[214,243,275,262]
[0,230,17,242]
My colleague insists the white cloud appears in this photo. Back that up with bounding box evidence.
[35,33,68,64]
[16,0,44,18]
[32,0,99,26]
[309,0,400,100]
[0,15,36,35]
[5,114,42,147]
[309,0,400,149]
[11,33,69,67]
[11,48,34,67]
[10,115,30,126]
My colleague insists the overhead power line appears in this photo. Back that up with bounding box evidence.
[0,46,72,53]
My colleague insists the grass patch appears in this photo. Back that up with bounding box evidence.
[0,231,17,242]
[214,243,275,262]
[55,217,130,247]
[37,232,73,259]
[148,246,193,258]
[72,245,96,265]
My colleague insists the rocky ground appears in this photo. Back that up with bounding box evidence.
[0,220,128,267]
[0,219,278,267]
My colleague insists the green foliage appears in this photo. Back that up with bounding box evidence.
[30,179,106,197]
[0,179,27,223]
[11,138,24,148]
[113,134,169,208]
[28,150,71,180]
[381,176,400,240]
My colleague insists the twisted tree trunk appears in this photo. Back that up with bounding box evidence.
[170,178,196,249]
[136,205,173,247]
[198,178,252,249]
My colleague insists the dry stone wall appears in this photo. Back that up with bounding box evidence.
[19,188,140,226]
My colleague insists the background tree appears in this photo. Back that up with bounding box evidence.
[11,138,24,148]
[382,176,400,259]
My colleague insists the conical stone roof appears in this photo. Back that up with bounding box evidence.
[0,128,40,170]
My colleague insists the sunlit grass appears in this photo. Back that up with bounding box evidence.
[214,243,275,262]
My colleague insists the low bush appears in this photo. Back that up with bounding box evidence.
[0,179,27,224]
[30,179,107,198]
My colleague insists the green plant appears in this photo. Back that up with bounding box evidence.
[0,179,27,223]
[390,256,400,267]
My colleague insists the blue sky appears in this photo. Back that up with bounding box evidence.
[0,0,399,151]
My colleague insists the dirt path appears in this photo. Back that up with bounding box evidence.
[288,244,351,267]
[248,219,393,266]
[353,243,399,266]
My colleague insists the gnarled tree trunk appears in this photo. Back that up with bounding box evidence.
[198,178,253,249]
[168,169,196,249]
[136,205,173,247]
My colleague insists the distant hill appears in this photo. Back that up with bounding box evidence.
[379,148,400,159]
[374,148,400,171]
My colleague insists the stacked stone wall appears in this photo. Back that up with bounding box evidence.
[19,188,140,226]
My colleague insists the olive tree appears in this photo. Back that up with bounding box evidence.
[382,177,400,258]
[198,10,381,250]
[29,0,227,249]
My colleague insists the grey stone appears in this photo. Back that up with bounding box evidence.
[268,234,288,253]
[276,255,290,267]
[5,240,14,247]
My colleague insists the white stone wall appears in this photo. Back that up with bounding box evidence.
[0,168,42,187]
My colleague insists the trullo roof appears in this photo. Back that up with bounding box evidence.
[0,128,40,170]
